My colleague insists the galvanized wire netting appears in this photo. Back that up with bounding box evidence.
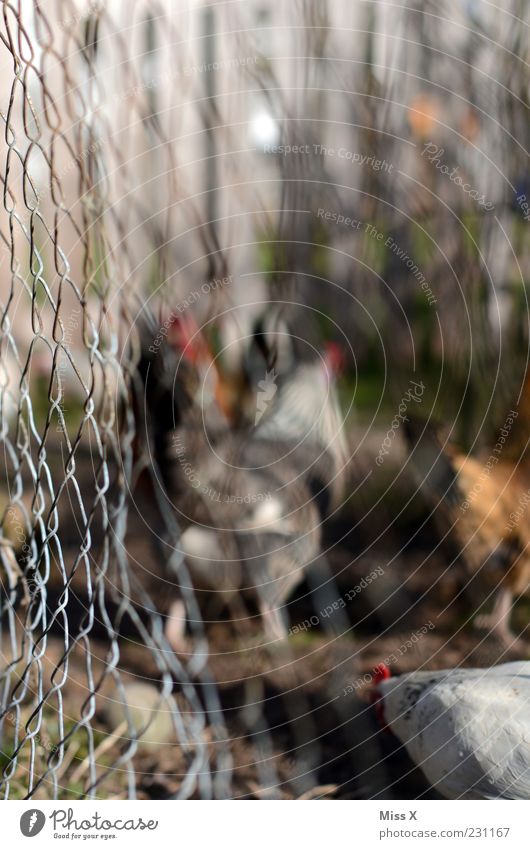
[0,0,232,800]
[2,0,530,804]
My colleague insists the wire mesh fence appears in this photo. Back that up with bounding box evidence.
[2,0,530,804]
[0,0,234,800]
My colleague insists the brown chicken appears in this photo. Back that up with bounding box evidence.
[405,408,530,644]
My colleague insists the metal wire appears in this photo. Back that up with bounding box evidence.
[0,0,231,800]
[1,0,521,803]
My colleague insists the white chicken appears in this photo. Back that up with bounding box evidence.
[138,306,350,641]
[374,661,530,799]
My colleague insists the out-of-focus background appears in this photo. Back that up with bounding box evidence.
[1,0,529,801]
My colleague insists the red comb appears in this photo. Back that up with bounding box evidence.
[167,312,195,348]
[324,341,345,376]
[167,312,210,365]
[373,663,391,685]
[371,664,391,731]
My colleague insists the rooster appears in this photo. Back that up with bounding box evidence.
[137,306,349,641]
[373,661,530,799]
[404,416,530,644]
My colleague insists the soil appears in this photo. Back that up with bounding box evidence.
[4,428,529,800]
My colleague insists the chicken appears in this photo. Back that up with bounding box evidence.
[373,661,530,799]
[404,417,530,644]
[138,306,349,641]
[174,451,323,641]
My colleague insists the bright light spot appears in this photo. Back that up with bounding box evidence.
[249,110,280,150]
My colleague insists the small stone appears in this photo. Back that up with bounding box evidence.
[105,682,177,750]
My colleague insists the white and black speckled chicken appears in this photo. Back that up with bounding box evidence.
[373,661,530,799]
[137,307,349,641]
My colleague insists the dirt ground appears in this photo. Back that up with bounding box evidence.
[4,427,530,800]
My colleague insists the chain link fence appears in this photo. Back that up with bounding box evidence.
[0,0,233,800]
[2,0,529,803]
